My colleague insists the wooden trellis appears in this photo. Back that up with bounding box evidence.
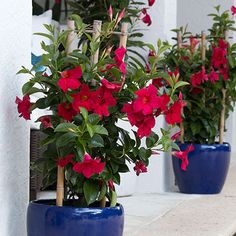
[176,30,228,145]
[56,20,129,207]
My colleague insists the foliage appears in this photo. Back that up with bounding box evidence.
[163,6,236,144]
[17,15,186,207]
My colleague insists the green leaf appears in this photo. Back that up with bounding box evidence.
[139,147,152,160]
[97,183,107,201]
[56,132,77,148]
[93,125,108,136]
[40,136,55,146]
[80,107,88,121]
[146,132,159,148]
[83,180,100,205]
[55,123,78,133]
[88,114,100,125]
[174,81,189,90]
[88,134,104,148]
[86,123,94,137]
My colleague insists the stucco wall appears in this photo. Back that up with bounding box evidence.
[0,1,32,235]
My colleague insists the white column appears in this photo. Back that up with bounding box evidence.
[0,1,32,235]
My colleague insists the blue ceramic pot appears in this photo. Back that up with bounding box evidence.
[172,143,231,194]
[27,200,124,236]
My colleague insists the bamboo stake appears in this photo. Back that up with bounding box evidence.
[100,196,106,208]
[201,31,206,62]
[56,166,64,206]
[119,23,129,48]
[91,20,102,65]
[219,89,226,144]
[66,20,76,55]
[177,31,185,144]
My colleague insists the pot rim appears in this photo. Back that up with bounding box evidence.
[29,199,123,210]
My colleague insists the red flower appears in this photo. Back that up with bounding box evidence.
[58,66,82,92]
[133,84,161,115]
[73,154,105,179]
[114,47,126,74]
[58,103,77,121]
[122,103,155,138]
[93,87,117,117]
[173,144,194,171]
[141,9,152,26]
[15,95,31,120]
[211,47,227,69]
[168,68,179,78]
[231,6,236,15]
[152,78,165,87]
[171,131,181,141]
[134,161,147,176]
[190,67,208,87]
[101,79,121,92]
[208,69,219,84]
[148,0,155,6]
[39,116,53,128]
[218,39,228,49]
[58,154,75,167]
[191,87,203,95]
[159,93,170,112]
[72,84,94,112]
[219,66,229,80]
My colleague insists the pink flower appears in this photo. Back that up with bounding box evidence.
[15,95,32,120]
[190,67,208,87]
[134,161,147,176]
[173,144,195,171]
[211,47,227,69]
[231,6,236,15]
[114,47,127,74]
[58,103,77,121]
[133,84,161,115]
[108,5,113,21]
[148,0,155,6]
[93,87,117,117]
[171,131,181,141]
[58,154,75,167]
[73,154,105,178]
[189,36,199,53]
[58,66,82,92]
[101,78,121,92]
[72,84,94,112]
[39,116,53,128]
[117,8,126,24]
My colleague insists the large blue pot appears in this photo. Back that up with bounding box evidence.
[27,200,124,236]
[172,143,231,194]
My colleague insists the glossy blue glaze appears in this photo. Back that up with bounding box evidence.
[27,200,124,236]
[172,143,231,194]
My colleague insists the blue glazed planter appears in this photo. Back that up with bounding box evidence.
[27,200,124,236]
[172,143,231,194]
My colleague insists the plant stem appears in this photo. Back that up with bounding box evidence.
[100,196,106,208]
[219,89,226,144]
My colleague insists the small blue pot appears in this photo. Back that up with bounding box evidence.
[27,200,124,236]
[172,143,231,194]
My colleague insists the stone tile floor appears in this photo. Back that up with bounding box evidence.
[119,157,236,236]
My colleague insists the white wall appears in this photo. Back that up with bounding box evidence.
[0,1,32,235]
[134,0,177,193]
[177,0,236,153]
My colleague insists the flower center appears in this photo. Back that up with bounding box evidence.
[143,96,149,104]
[82,95,88,101]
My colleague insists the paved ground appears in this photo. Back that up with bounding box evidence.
[120,157,236,236]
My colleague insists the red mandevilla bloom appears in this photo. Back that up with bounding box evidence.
[190,66,208,87]
[58,102,77,121]
[140,8,152,26]
[211,47,227,69]
[58,154,75,167]
[208,69,219,84]
[172,144,194,171]
[58,66,82,92]
[93,87,117,117]
[39,115,53,128]
[73,154,105,179]
[148,0,155,7]
[15,95,32,120]
[72,84,94,112]
[231,6,236,15]
[152,78,165,87]
[108,5,113,21]
[101,79,122,92]
[171,131,182,141]
[134,161,147,176]
[133,84,162,115]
